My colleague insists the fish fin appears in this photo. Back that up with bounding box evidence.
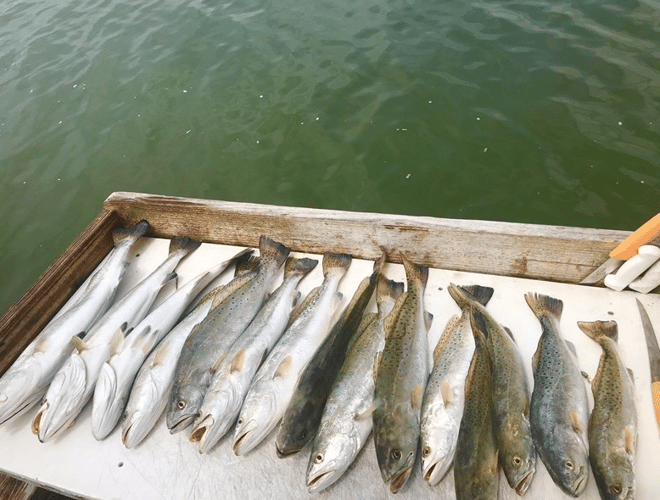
[411,384,423,410]
[284,257,318,279]
[170,236,202,256]
[424,311,433,332]
[333,291,344,312]
[624,427,636,455]
[164,272,178,288]
[591,353,605,395]
[401,253,428,289]
[230,350,245,373]
[112,220,149,245]
[355,404,377,421]
[469,309,489,340]
[151,344,169,367]
[71,336,89,354]
[140,329,159,354]
[110,327,126,356]
[569,411,583,434]
[581,371,590,382]
[531,343,541,373]
[373,351,382,385]
[288,287,319,327]
[577,320,618,344]
[458,285,494,306]
[524,292,563,321]
[234,252,260,276]
[565,340,578,358]
[210,355,225,374]
[376,275,404,308]
[274,355,293,379]
[627,368,635,386]
[258,235,290,270]
[440,381,452,406]
[503,326,516,341]
[291,291,302,308]
[383,292,408,339]
[447,283,473,310]
[257,349,268,371]
[322,253,352,277]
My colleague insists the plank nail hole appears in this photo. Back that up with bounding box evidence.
[607,311,614,315]
[118,462,124,467]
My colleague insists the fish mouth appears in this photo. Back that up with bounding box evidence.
[571,470,588,496]
[233,420,258,456]
[307,470,337,493]
[121,412,141,449]
[168,414,195,434]
[189,414,215,453]
[389,467,413,494]
[515,469,535,496]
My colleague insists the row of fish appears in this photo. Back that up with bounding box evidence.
[0,221,638,500]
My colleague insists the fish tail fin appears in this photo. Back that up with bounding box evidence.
[401,254,429,289]
[447,282,473,309]
[524,292,563,321]
[376,274,404,306]
[258,235,290,269]
[577,320,618,344]
[112,220,149,245]
[459,285,494,307]
[235,251,260,276]
[322,253,352,277]
[169,236,202,256]
[284,257,318,279]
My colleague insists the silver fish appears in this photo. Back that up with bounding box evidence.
[232,253,351,456]
[420,283,493,486]
[189,257,318,454]
[33,237,200,442]
[306,275,403,493]
[0,221,148,425]
[373,254,430,494]
[525,293,589,497]
[578,320,637,500]
[91,251,246,440]
[166,236,289,433]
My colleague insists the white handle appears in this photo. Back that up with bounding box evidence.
[604,245,660,291]
[629,258,660,293]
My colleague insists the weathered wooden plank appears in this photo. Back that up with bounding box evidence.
[0,209,120,377]
[0,473,36,500]
[104,191,629,284]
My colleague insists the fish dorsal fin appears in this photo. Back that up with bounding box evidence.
[424,311,433,332]
[231,350,245,373]
[355,404,377,421]
[624,426,635,455]
[151,344,169,367]
[110,327,126,356]
[71,336,89,353]
[411,384,424,410]
[274,355,293,379]
[288,287,319,327]
[440,381,452,406]
[373,351,383,385]
[569,411,583,434]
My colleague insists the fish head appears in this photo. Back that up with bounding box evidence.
[306,431,359,493]
[91,362,124,440]
[593,453,635,500]
[0,364,43,425]
[545,425,590,496]
[420,408,457,486]
[167,381,205,433]
[374,411,417,493]
[233,389,279,456]
[122,409,149,449]
[276,396,318,457]
[500,427,537,495]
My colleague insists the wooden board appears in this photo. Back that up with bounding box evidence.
[0,236,658,500]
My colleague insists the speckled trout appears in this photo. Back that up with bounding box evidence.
[33,236,200,442]
[166,235,289,433]
[373,254,430,494]
[306,275,403,493]
[578,320,636,500]
[420,283,493,486]
[0,221,148,425]
[232,253,351,456]
[525,293,589,497]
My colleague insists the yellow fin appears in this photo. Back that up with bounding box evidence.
[210,354,226,374]
[569,411,583,434]
[274,355,293,379]
[411,384,423,410]
[231,350,245,373]
[151,344,169,367]
[71,336,88,353]
[440,381,452,406]
[110,327,125,356]
[624,427,635,455]
[355,404,377,421]
[373,351,382,385]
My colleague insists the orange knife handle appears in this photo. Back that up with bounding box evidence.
[653,381,660,435]
[610,213,660,260]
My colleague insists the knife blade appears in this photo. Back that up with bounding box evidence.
[581,213,660,285]
[635,298,660,435]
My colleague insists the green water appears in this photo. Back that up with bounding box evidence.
[0,0,659,313]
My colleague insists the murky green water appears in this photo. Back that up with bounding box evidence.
[0,0,659,312]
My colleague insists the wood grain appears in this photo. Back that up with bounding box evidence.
[0,209,121,377]
[105,191,630,285]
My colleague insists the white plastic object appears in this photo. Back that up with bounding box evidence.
[629,258,660,294]
[604,245,660,291]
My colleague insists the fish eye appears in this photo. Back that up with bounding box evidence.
[391,449,402,460]
[610,483,623,494]
[512,456,522,467]
[298,430,307,440]
[422,446,431,458]
[315,453,324,464]
[177,400,186,410]
[237,418,243,425]
[565,460,574,470]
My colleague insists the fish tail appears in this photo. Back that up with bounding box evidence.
[259,235,290,269]
[459,285,494,307]
[401,253,429,289]
[112,220,149,245]
[322,253,352,277]
[577,320,618,344]
[377,274,404,305]
[524,292,563,321]
[469,308,490,340]
[284,257,318,279]
[235,252,260,276]
[169,236,202,255]
[447,282,472,309]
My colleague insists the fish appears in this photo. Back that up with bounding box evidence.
[419,283,494,487]
[0,220,149,425]
[32,236,200,442]
[471,303,536,496]
[372,254,430,494]
[525,293,589,497]
[189,257,318,454]
[166,236,289,434]
[91,250,248,440]
[232,253,351,456]
[306,275,404,493]
[275,255,383,458]
[121,254,255,449]
[454,310,499,500]
[578,320,637,500]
